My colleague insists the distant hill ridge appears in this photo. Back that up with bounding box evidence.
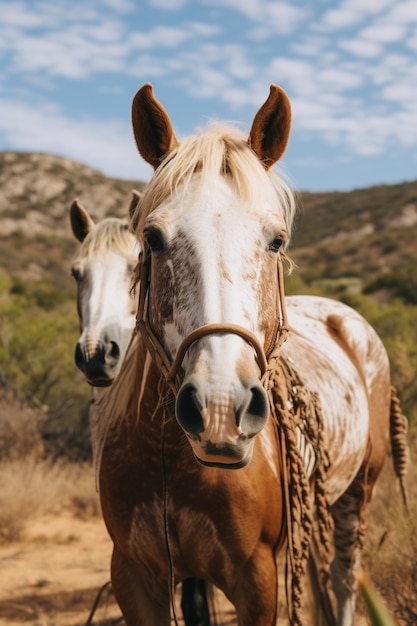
[0,151,145,239]
[0,150,416,288]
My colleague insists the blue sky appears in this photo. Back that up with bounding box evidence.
[0,0,416,192]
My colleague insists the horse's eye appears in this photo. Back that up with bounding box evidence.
[144,227,165,253]
[269,237,284,253]
[71,266,82,281]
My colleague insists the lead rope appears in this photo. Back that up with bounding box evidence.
[263,353,334,626]
[262,256,332,624]
[158,377,181,626]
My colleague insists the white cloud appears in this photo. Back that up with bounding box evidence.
[202,0,263,22]
[10,29,128,78]
[339,38,382,58]
[102,0,135,12]
[0,97,152,181]
[407,29,417,52]
[148,0,189,9]
[384,0,417,24]
[202,0,309,34]
[382,83,417,104]
[359,23,406,43]
[128,26,192,50]
[1,1,44,27]
[320,0,395,29]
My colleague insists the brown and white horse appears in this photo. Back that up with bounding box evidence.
[70,197,211,626]
[94,84,409,626]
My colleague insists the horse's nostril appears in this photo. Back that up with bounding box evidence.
[74,342,85,369]
[105,341,120,364]
[237,383,269,436]
[176,383,205,435]
[248,385,269,419]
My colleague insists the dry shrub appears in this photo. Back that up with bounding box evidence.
[0,389,46,460]
[363,441,417,625]
[0,458,100,543]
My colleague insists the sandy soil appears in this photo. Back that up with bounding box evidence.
[0,514,122,626]
[0,513,370,626]
[0,513,239,626]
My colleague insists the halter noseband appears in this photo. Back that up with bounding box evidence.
[136,248,289,395]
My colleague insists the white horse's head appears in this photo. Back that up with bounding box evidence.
[131,84,295,468]
[70,194,141,386]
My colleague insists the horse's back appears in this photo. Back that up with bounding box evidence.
[284,295,390,501]
[286,295,389,379]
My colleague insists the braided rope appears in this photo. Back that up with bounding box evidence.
[389,385,410,511]
[264,351,333,626]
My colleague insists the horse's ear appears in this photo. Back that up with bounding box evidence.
[70,199,95,242]
[132,83,179,169]
[128,189,142,230]
[248,84,291,169]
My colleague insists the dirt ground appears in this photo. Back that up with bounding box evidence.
[0,514,121,626]
[0,513,371,626]
[0,513,240,626]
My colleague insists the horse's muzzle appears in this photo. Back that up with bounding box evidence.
[175,379,269,468]
[74,340,121,387]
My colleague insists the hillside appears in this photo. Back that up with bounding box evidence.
[0,151,146,290]
[290,180,417,296]
[1,150,416,291]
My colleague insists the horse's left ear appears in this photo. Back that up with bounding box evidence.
[248,84,291,169]
[132,83,179,169]
[70,199,95,242]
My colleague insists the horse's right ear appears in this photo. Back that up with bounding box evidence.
[131,83,179,169]
[248,84,292,169]
[70,199,95,242]
[128,189,142,231]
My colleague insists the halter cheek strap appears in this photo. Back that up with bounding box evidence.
[135,247,289,395]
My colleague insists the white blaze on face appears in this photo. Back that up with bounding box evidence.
[141,175,288,462]
[77,251,136,354]
[158,176,285,385]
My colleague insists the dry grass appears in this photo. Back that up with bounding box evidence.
[0,458,100,543]
[0,390,100,542]
[0,390,46,461]
[363,440,417,625]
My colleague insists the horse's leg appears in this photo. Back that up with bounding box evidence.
[181,578,210,626]
[228,546,278,626]
[110,547,171,626]
[330,479,364,626]
[331,454,385,626]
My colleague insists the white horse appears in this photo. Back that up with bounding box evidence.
[70,194,140,389]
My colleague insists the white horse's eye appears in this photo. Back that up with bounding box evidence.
[144,227,165,253]
[269,237,284,253]
[71,266,82,281]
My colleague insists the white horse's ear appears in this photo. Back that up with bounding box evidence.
[131,83,179,169]
[129,189,142,219]
[70,199,95,242]
[248,84,291,169]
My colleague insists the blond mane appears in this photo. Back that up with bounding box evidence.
[131,123,297,246]
[76,217,138,262]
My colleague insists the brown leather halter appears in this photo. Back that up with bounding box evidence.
[135,245,289,395]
